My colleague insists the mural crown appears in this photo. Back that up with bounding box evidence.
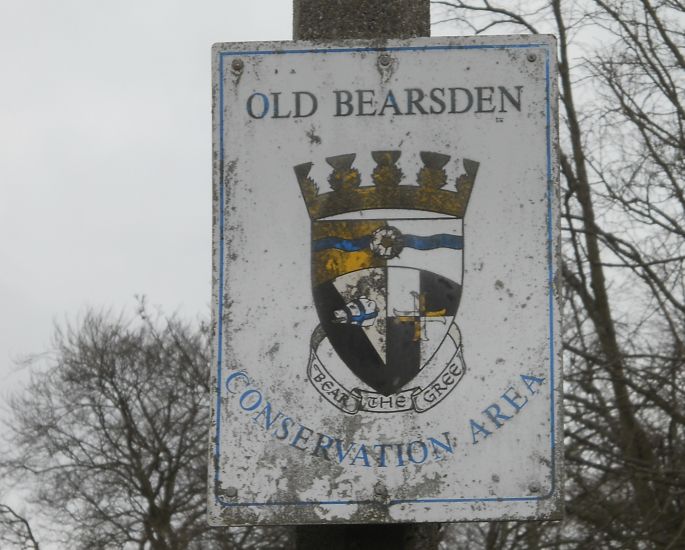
[294,150,479,220]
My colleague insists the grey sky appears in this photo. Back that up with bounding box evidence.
[0,1,456,393]
[0,1,291,393]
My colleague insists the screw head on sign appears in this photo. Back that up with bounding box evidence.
[379,53,392,67]
[527,53,537,62]
[374,482,389,498]
[231,58,244,72]
[226,486,238,498]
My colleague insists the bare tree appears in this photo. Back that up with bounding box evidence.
[1,304,292,549]
[0,503,40,550]
[433,0,685,548]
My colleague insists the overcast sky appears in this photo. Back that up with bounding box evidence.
[0,1,296,395]
[0,1,459,401]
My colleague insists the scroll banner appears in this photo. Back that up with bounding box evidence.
[307,323,466,414]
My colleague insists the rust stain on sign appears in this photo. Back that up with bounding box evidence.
[209,35,562,526]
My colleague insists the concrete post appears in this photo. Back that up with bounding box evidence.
[291,1,440,548]
[293,0,429,40]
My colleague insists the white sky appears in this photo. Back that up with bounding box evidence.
[0,1,457,400]
[0,1,293,395]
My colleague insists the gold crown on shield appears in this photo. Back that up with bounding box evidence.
[294,151,479,220]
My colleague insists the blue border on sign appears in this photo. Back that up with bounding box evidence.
[214,41,557,509]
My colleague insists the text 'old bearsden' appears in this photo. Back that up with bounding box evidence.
[245,86,525,119]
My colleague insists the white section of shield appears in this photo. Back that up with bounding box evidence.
[332,268,387,361]
[386,217,463,284]
[386,266,419,317]
[210,35,561,526]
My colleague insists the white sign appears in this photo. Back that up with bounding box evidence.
[210,35,561,525]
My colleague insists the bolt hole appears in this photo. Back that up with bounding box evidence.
[379,54,392,67]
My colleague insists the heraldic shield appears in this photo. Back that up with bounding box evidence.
[295,151,479,413]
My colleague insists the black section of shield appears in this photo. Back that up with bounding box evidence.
[386,317,421,394]
[312,281,391,395]
[420,270,462,315]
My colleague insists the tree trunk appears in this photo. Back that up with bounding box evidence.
[551,0,657,514]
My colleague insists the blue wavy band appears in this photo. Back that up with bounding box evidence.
[313,236,372,252]
[402,234,464,250]
[313,233,463,252]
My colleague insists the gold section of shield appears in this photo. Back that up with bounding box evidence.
[312,220,387,286]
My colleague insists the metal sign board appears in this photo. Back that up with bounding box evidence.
[209,35,561,525]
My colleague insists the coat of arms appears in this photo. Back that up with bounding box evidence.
[295,151,479,414]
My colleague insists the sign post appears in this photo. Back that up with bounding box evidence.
[209,13,561,537]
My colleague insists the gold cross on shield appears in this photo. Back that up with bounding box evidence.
[393,291,447,342]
